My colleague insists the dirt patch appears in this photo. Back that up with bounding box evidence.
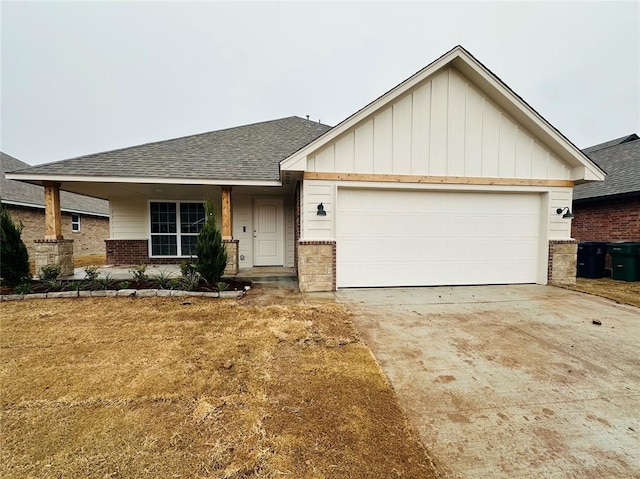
[0,297,438,478]
[561,277,640,308]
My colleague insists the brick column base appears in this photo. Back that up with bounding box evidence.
[548,240,578,285]
[223,239,239,275]
[298,241,336,292]
[34,239,74,276]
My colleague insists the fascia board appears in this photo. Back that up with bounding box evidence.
[5,173,282,188]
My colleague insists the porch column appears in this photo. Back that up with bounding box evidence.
[44,182,63,240]
[220,186,239,275]
[221,186,232,240]
[35,181,74,276]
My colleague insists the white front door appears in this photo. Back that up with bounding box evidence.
[253,198,284,266]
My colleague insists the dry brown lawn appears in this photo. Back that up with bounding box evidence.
[74,254,107,268]
[562,277,640,308]
[0,297,439,479]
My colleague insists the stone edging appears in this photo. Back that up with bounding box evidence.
[1,288,247,301]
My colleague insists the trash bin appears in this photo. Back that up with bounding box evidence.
[577,242,607,278]
[607,242,640,282]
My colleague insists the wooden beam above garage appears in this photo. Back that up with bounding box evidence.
[303,172,573,187]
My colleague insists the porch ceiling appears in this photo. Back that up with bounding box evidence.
[52,180,296,201]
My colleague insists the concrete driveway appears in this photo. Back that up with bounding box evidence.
[333,285,640,478]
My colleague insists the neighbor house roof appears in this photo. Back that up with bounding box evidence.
[281,45,605,183]
[1,152,109,216]
[7,117,331,185]
[574,137,640,202]
[582,134,639,154]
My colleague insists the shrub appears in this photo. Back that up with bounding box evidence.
[118,281,130,290]
[14,282,33,295]
[152,270,174,289]
[180,271,202,291]
[195,199,227,283]
[83,265,99,281]
[180,260,197,277]
[94,273,113,290]
[39,263,61,281]
[129,263,148,281]
[45,279,64,292]
[217,281,229,291]
[0,204,30,286]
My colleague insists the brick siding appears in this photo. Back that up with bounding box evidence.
[572,197,640,242]
[5,205,109,259]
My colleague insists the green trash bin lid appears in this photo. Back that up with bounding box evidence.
[607,242,640,255]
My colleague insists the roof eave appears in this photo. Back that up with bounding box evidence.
[5,173,283,188]
[0,199,109,217]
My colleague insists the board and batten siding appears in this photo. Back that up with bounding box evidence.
[307,67,571,181]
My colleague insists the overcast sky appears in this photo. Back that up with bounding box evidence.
[1,1,638,166]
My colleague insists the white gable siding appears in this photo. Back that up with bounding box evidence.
[306,68,572,180]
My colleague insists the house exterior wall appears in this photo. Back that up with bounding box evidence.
[108,193,294,268]
[307,67,571,181]
[572,197,640,242]
[5,204,109,260]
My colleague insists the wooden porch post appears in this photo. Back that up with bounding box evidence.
[44,182,63,240]
[221,186,232,240]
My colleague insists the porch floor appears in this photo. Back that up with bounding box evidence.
[228,267,297,283]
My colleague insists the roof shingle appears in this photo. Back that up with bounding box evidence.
[574,137,640,201]
[1,152,109,215]
[9,116,331,182]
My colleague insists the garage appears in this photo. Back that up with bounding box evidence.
[336,188,542,288]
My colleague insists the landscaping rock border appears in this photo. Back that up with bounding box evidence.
[1,288,246,301]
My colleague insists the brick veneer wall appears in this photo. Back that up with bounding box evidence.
[105,239,240,274]
[6,205,109,258]
[297,240,336,292]
[572,196,640,242]
[548,240,578,284]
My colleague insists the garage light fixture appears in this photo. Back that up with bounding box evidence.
[317,203,327,216]
[556,207,574,219]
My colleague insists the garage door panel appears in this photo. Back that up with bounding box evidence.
[337,189,541,287]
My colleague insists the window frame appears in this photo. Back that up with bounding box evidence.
[148,200,205,258]
[71,214,81,233]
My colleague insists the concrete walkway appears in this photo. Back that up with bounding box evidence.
[329,285,640,478]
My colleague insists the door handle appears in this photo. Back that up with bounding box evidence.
[253,230,257,238]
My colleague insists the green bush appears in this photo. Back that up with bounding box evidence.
[39,263,61,281]
[0,204,30,286]
[195,199,227,283]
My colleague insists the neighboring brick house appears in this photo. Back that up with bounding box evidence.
[1,152,110,262]
[572,134,640,242]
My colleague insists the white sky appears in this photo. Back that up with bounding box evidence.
[1,1,639,165]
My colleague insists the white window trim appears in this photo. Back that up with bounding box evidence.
[148,200,205,258]
[71,214,81,233]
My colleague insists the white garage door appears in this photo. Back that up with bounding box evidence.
[336,189,541,288]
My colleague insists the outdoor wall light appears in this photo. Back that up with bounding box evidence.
[556,207,574,219]
[317,203,327,216]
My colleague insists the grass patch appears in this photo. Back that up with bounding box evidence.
[0,298,438,478]
[74,254,107,268]
[562,277,640,308]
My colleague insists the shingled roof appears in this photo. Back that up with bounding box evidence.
[582,134,639,154]
[574,136,640,202]
[9,117,332,183]
[1,152,109,216]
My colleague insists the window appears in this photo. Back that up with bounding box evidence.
[71,214,80,233]
[150,202,205,256]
